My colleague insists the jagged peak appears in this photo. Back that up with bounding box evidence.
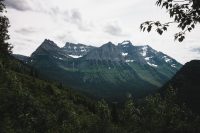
[64,42,87,47]
[138,45,155,52]
[117,40,132,45]
[120,40,132,45]
[118,40,133,48]
[37,39,60,51]
[65,42,75,45]
[107,41,113,44]
[35,39,60,52]
[102,42,116,47]
[99,42,117,51]
[43,39,57,46]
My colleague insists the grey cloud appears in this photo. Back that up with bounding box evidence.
[56,32,76,44]
[5,0,31,11]
[56,34,68,41]
[5,0,56,14]
[6,0,90,32]
[77,24,91,31]
[47,6,61,17]
[13,39,33,46]
[63,9,82,24]
[191,48,200,54]
[63,9,91,31]
[71,9,82,23]
[63,11,70,21]
[104,23,124,36]
[15,28,37,35]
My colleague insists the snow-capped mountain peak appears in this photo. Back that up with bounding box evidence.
[118,41,133,48]
[121,40,132,45]
[61,42,95,58]
[31,39,182,69]
[136,45,181,68]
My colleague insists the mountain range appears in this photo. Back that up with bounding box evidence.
[14,39,182,101]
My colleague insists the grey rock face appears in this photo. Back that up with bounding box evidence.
[84,42,124,61]
[61,42,96,58]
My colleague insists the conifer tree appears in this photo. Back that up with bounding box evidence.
[0,0,12,55]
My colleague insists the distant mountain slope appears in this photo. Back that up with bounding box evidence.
[13,54,29,63]
[16,39,182,101]
[161,60,200,114]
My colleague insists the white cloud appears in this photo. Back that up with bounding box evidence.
[5,0,200,63]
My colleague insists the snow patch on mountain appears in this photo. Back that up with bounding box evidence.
[141,46,148,57]
[162,56,171,63]
[121,41,131,45]
[122,52,128,57]
[171,64,176,68]
[126,60,135,63]
[145,57,152,61]
[147,62,158,68]
[81,49,86,52]
[59,57,64,60]
[69,55,83,58]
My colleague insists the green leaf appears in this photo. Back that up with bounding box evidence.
[178,36,185,42]
[143,27,146,32]
[147,25,152,32]
[188,27,192,32]
[157,28,163,35]
[163,27,167,31]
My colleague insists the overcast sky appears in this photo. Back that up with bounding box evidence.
[5,0,200,64]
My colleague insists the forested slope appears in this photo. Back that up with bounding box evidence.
[0,56,116,133]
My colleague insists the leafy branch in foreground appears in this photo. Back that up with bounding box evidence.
[140,0,200,42]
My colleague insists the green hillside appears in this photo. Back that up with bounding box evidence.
[161,60,200,114]
[0,56,113,133]
[30,56,157,101]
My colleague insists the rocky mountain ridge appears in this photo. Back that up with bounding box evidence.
[14,39,182,100]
